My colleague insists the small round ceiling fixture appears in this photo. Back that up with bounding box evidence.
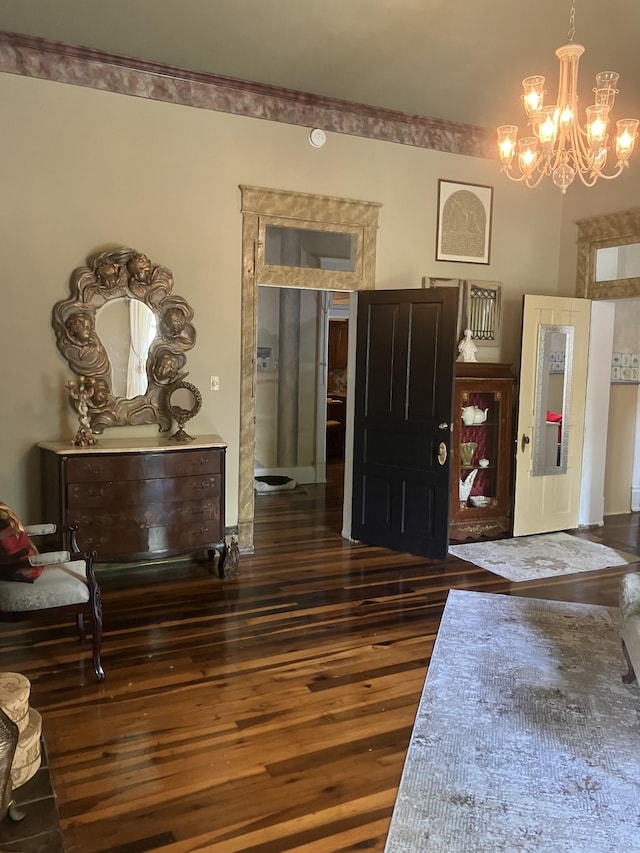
[309,128,327,148]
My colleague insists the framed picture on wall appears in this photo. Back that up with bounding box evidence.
[436,180,493,265]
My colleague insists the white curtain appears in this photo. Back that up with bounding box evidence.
[127,301,157,397]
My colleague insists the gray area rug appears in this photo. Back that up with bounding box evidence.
[449,531,637,581]
[385,590,640,853]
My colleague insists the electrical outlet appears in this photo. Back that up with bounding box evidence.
[210,375,220,391]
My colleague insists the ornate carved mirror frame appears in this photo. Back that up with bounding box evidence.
[53,246,197,433]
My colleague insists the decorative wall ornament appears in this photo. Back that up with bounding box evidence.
[425,277,502,345]
[53,247,197,434]
[165,380,203,443]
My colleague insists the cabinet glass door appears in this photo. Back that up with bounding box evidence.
[458,390,502,511]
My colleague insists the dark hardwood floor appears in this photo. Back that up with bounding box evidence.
[0,464,638,852]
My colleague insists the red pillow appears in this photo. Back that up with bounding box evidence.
[0,503,42,583]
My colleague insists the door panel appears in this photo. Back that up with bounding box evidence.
[351,289,458,558]
[513,294,590,536]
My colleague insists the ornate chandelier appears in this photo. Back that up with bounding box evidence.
[497,0,638,192]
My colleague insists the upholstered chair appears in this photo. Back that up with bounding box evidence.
[0,522,104,681]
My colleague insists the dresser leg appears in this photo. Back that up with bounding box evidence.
[216,542,228,579]
[207,537,239,579]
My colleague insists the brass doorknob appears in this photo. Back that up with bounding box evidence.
[437,442,448,465]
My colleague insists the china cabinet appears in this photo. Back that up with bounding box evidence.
[449,363,516,540]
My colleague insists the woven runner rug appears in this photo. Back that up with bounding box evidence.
[385,590,640,853]
[448,531,637,581]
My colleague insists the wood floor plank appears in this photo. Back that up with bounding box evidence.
[1,464,636,851]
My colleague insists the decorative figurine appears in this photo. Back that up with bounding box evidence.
[459,468,478,501]
[458,328,478,362]
[67,376,99,446]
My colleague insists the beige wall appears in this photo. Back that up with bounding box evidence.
[612,298,640,357]
[0,72,565,524]
[604,384,638,514]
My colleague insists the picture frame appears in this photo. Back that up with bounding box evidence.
[436,180,493,265]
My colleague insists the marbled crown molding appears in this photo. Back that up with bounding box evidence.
[0,31,494,159]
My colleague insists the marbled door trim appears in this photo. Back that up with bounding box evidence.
[0,30,493,159]
[576,207,640,299]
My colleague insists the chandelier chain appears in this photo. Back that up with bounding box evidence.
[568,0,576,43]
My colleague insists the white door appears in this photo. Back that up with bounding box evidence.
[513,295,591,536]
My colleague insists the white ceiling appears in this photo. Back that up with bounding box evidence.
[1,0,639,131]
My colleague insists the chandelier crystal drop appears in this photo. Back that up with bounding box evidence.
[497,0,638,192]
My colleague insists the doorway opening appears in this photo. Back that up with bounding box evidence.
[576,210,640,521]
[254,286,350,523]
[238,185,380,552]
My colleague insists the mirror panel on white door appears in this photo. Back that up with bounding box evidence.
[532,325,573,477]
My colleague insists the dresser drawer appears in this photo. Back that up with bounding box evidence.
[67,473,220,509]
[66,449,221,484]
[71,499,223,559]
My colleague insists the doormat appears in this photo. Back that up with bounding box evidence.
[448,531,637,582]
[384,590,640,852]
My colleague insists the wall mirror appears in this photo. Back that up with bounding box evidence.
[532,324,573,476]
[53,246,197,433]
[595,242,640,283]
[264,225,356,271]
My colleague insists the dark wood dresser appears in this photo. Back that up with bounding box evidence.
[38,435,229,570]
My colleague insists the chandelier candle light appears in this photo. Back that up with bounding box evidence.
[497,0,638,192]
